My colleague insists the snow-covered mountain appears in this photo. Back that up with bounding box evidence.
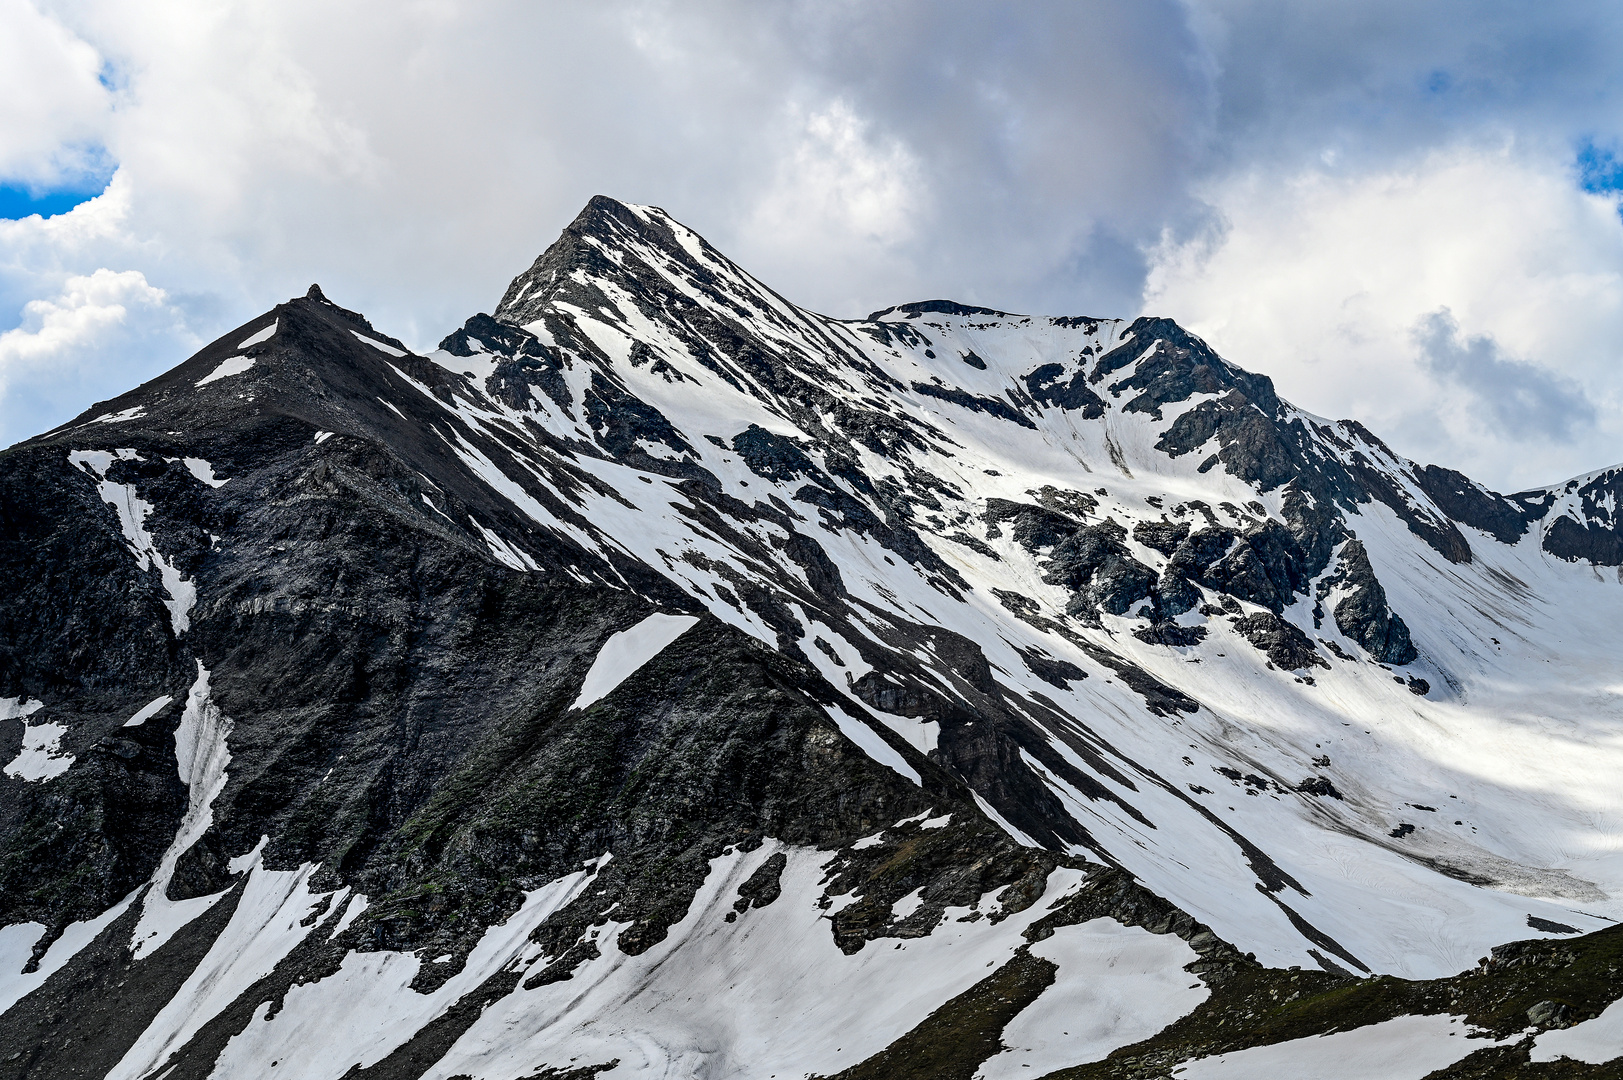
[4,196,1623,1079]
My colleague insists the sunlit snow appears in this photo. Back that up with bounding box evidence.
[3,718,71,781]
[123,694,173,727]
[352,330,407,357]
[571,613,700,711]
[237,320,277,349]
[1531,995,1623,1064]
[1172,1013,1511,1078]
[196,355,255,387]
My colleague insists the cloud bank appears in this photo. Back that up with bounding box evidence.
[0,0,1620,490]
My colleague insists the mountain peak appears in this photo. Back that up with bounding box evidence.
[6,197,1623,1077]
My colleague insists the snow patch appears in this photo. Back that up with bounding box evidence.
[124,695,173,727]
[572,613,700,711]
[89,405,145,424]
[236,320,276,349]
[67,447,136,477]
[329,892,369,941]
[0,891,138,1017]
[3,718,72,781]
[182,457,229,487]
[0,696,44,721]
[196,355,255,387]
[1531,995,1623,1064]
[823,702,922,785]
[70,449,196,634]
[1172,1014,1509,1078]
[972,791,1041,848]
[467,517,538,571]
[128,662,234,958]
[977,918,1207,1078]
[890,888,925,921]
[352,330,407,357]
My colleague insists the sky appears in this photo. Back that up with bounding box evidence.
[1,0,1621,491]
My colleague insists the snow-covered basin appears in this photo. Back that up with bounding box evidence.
[977,918,1207,1078]
[1172,1013,1509,1079]
[571,612,698,710]
[201,844,1207,1080]
[1531,995,1623,1064]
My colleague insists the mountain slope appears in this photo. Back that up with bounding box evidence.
[2,197,1623,1078]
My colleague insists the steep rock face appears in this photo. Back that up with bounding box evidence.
[4,197,1623,1078]
[1327,539,1418,665]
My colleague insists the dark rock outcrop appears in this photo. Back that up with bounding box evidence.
[1231,612,1328,671]
[1329,540,1418,664]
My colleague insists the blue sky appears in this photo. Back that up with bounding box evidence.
[0,182,101,221]
[1577,139,1623,198]
[1,0,1621,490]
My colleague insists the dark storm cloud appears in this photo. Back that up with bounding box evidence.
[1413,308,1596,443]
[1197,0,1623,163]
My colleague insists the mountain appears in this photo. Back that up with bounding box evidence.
[3,196,1623,1079]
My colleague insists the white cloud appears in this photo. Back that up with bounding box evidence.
[0,0,110,183]
[1411,308,1596,444]
[740,99,926,315]
[0,267,194,445]
[1142,142,1623,490]
[0,269,161,370]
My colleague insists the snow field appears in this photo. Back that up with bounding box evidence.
[571,612,700,711]
[413,848,1158,1080]
[976,918,1207,1079]
[205,858,610,1079]
[108,848,340,1080]
[176,843,1213,1080]
[1170,1013,1510,1079]
[1531,995,1623,1064]
[196,355,256,387]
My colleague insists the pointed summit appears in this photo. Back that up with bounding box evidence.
[492,196,731,328]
